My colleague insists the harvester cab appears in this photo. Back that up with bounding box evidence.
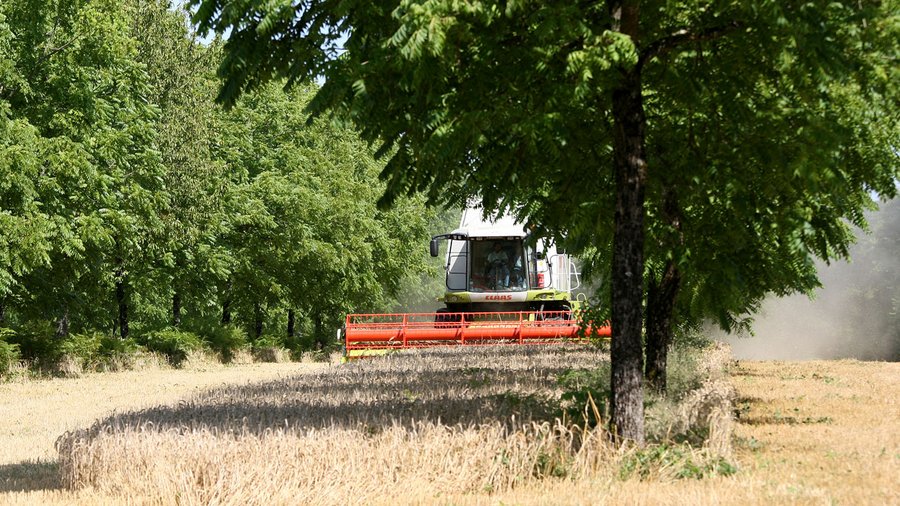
[430,206,581,316]
[341,206,608,359]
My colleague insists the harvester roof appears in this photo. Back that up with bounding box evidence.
[446,224,527,241]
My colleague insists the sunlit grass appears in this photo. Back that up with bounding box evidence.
[4,346,896,505]
[56,345,736,504]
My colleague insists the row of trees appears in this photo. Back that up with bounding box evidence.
[0,0,442,357]
[192,0,899,443]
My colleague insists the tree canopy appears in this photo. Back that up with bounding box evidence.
[192,0,899,443]
[0,0,441,359]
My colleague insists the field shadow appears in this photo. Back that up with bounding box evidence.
[65,346,606,440]
[729,368,769,378]
[739,415,833,426]
[79,392,558,436]
[0,460,63,493]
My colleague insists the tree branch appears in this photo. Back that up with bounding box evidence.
[637,21,743,71]
[36,37,79,66]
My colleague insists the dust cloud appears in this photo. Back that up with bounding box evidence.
[719,199,900,361]
[721,285,898,361]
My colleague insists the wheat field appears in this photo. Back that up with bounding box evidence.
[1,346,897,505]
[53,346,653,505]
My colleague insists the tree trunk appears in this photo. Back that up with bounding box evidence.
[287,309,295,338]
[314,314,325,350]
[221,299,231,324]
[221,280,232,325]
[645,187,684,394]
[55,307,70,339]
[116,262,129,340]
[645,261,681,394]
[172,292,182,327]
[608,0,647,445]
[0,299,5,326]
[254,302,263,338]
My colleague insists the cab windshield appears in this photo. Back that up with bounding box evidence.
[469,239,526,292]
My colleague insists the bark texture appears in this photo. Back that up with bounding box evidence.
[221,299,231,324]
[172,292,182,327]
[645,187,683,393]
[55,307,70,339]
[314,314,325,350]
[645,261,681,393]
[116,263,129,340]
[608,0,647,446]
[221,280,232,324]
[287,309,295,338]
[254,302,263,338]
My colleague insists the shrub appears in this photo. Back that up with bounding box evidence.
[251,334,288,363]
[59,332,104,367]
[139,329,202,366]
[0,328,21,376]
[251,334,283,350]
[557,342,733,444]
[196,325,248,363]
[558,366,611,428]
[674,324,714,349]
[95,336,144,371]
[618,443,737,480]
[98,336,141,358]
[2,325,145,375]
[6,321,58,365]
[662,345,704,400]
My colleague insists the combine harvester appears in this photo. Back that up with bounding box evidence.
[342,206,611,359]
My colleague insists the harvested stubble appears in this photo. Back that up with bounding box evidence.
[57,345,733,504]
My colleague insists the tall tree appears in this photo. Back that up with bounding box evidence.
[635,0,899,391]
[192,0,899,443]
[2,0,440,354]
[3,0,164,337]
[124,0,228,330]
[213,81,433,343]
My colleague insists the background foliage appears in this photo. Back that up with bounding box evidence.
[0,0,448,373]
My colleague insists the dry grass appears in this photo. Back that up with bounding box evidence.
[57,419,615,504]
[55,346,610,504]
[52,345,734,505]
[439,359,900,506]
[0,360,323,504]
[7,344,894,505]
[476,359,896,506]
[726,360,900,505]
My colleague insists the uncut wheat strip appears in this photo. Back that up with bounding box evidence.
[63,345,609,445]
[55,346,632,502]
[56,344,743,505]
[59,420,617,505]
